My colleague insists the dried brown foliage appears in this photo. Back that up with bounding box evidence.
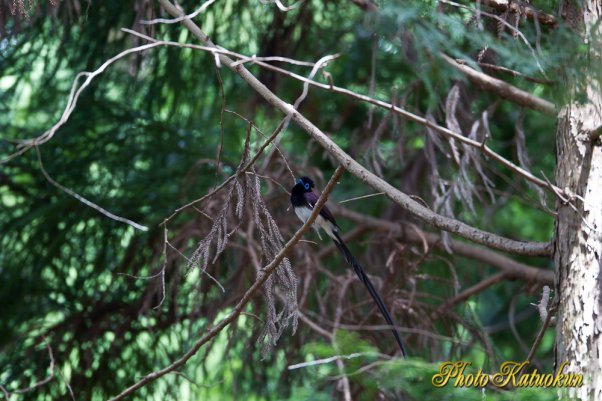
[187,127,297,356]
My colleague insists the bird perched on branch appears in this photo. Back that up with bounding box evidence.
[290,176,407,356]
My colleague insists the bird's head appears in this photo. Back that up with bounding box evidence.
[296,176,315,192]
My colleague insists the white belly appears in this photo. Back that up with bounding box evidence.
[294,207,336,239]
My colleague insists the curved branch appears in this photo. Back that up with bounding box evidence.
[156,0,552,257]
[108,166,346,401]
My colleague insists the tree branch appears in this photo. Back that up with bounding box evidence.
[470,0,557,27]
[442,54,556,116]
[473,61,555,85]
[107,166,346,401]
[432,272,507,318]
[333,205,554,282]
[156,0,553,257]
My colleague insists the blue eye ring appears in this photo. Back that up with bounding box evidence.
[304,183,310,190]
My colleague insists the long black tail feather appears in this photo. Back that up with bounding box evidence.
[332,231,407,357]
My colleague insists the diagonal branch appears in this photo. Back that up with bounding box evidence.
[107,166,346,401]
[156,0,551,257]
[432,272,508,318]
[441,54,556,115]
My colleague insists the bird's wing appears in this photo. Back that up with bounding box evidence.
[303,191,338,227]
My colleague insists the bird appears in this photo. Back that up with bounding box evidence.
[290,176,407,356]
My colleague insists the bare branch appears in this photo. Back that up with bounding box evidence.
[139,0,217,25]
[469,0,558,27]
[297,311,334,339]
[473,61,555,84]
[35,147,148,232]
[2,42,164,165]
[107,166,346,401]
[288,352,378,370]
[153,227,168,309]
[432,272,507,318]
[333,206,554,282]
[442,54,556,115]
[526,289,556,363]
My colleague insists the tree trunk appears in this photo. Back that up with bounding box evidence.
[555,1,602,400]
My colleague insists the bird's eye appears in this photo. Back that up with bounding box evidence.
[304,183,310,190]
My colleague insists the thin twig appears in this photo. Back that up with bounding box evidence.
[432,272,507,318]
[55,364,76,401]
[12,340,55,395]
[35,147,148,232]
[2,41,165,164]
[214,64,226,184]
[526,297,556,363]
[288,352,377,370]
[139,0,217,24]
[165,240,225,292]
[153,227,168,309]
[224,109,295,182]
[470,60,554,84]
[339,192,385,204]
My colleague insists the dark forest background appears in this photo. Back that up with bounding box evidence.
[0,0,576,400]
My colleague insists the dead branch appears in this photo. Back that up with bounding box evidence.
[473,61,555,85]
[333,206,554,283]
[442,54,556,115]
[35,147,148,231]
[526,288,557,363]
[469,0,557,27]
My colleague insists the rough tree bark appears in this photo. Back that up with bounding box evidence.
[555,1,602,400]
